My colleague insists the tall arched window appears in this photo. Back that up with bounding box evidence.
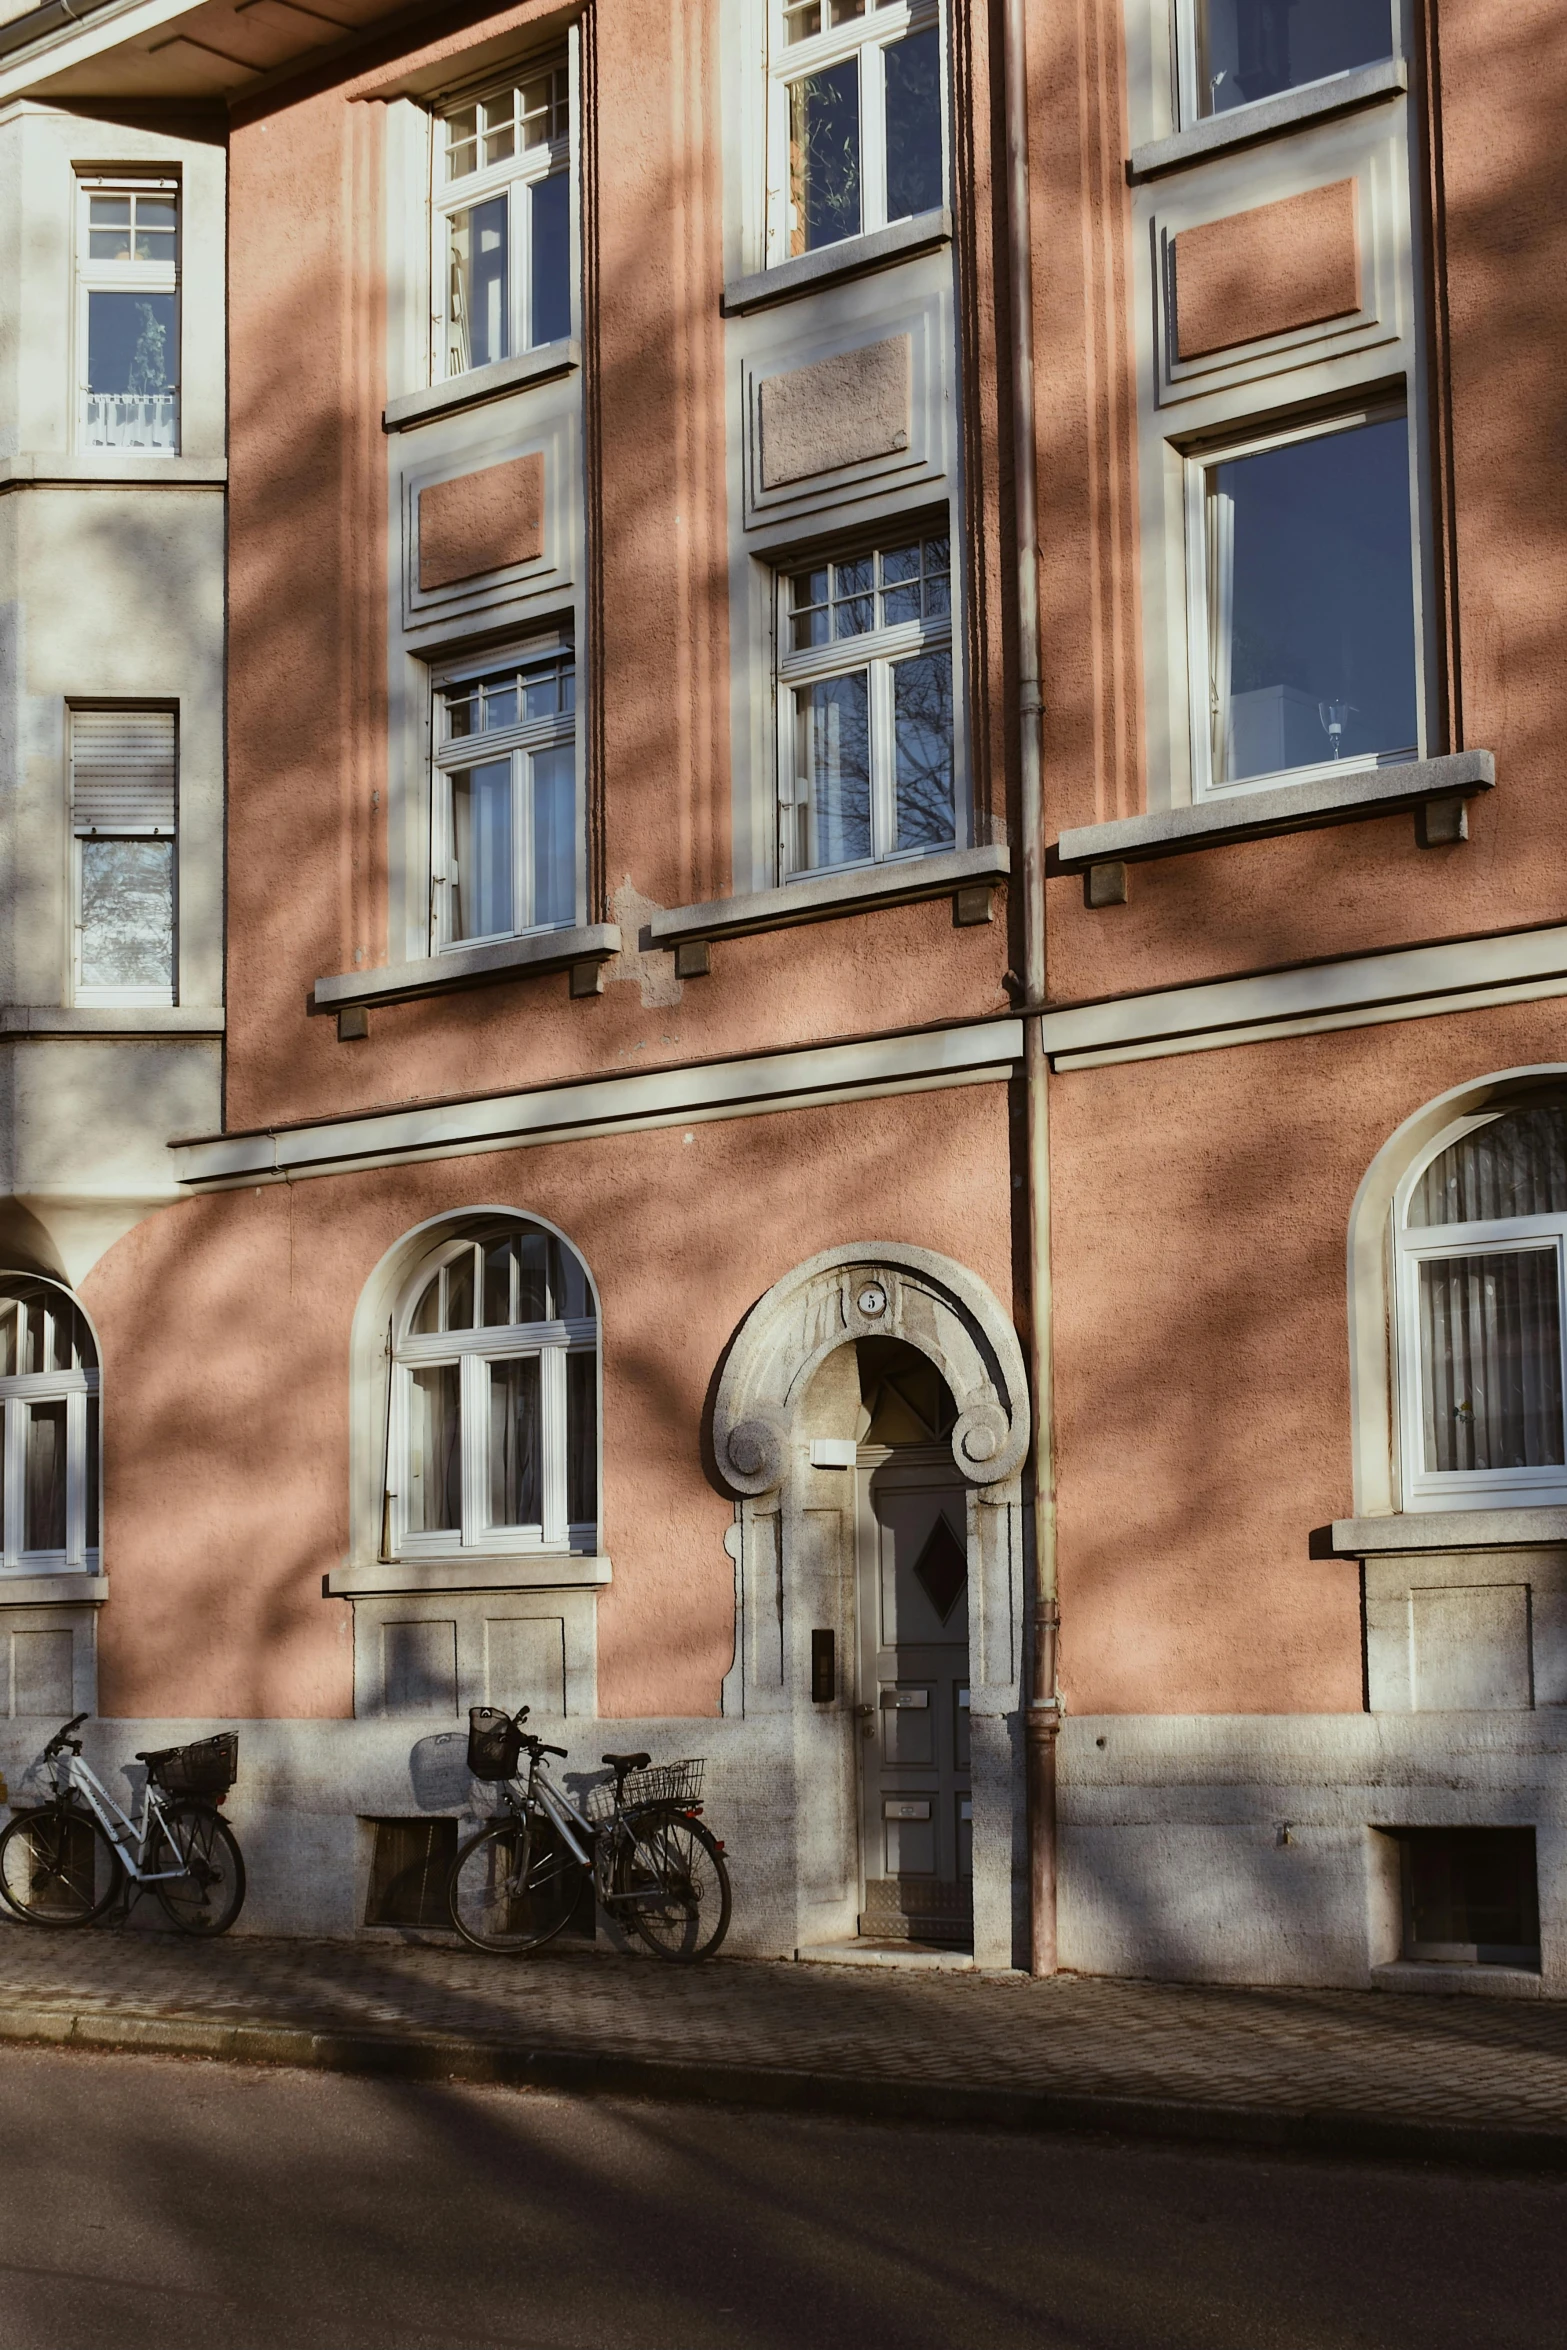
[0,1280,100,1572]
[387,1218,597,1556]
[1397,1092,1567,1507]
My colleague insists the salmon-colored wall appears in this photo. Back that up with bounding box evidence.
[1052,997,1567,1717]
[80,1082,1015,1721]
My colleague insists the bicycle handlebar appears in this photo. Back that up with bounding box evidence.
[43,1712,89,1759]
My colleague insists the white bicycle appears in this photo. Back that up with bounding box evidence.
[0,1711,246,1936]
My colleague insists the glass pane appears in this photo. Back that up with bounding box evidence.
[406,1365,462,1534]
[1419,1251,1565,1474]
[24,1402,68,1553]
[549,1238,591,1323]
[784,0,822,37]
[23,1302,44,1377]
[790,59,861,253]
[134,197,178,260]
[530,744,576,929]
[444,107,478,179]
[567,1350,597,1526]
[85,1394,99,1550]
[448,194,509,373]
[884,27,943,222]
[516,1229,550,1323]
[50,1309,72,1373]
[893,649,954,853]
[529,171,571,347]
[487,1356,542,1529]
[483,1238,515,1327]
[834,555,874,638]
[446,1248,475,1332]
[0,1306,15,1378]
[796,671,871,872]
[451,760,514,942]
[87,291,175,393]
[411,1274,441,1335]
[79,840,174,991]
[1198,0,1392,117]
[790,567,833,651]
[1409,1099,1567,1228]
[1209,418,1418,784]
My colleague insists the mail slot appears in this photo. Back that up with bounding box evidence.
[880,1688,929,1709]
[883,1798,932,1821]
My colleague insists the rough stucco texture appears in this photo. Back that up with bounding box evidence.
[1172,180,1360,362]
[418,452,545,591]
[80,1081,1015,1723]
[759,335,913,489]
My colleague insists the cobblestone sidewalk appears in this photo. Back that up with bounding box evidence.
[3,1916,1567,2158]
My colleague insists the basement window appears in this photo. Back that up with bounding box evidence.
[364,1817,458,1927]
[1398,1827,1540,1969]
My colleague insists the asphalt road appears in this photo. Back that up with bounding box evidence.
[0,2044,1563,2350]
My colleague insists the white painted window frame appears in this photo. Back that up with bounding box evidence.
[69,703,179,1009]
[765,0,945,267]
[0,1290,100,1576]
[1171,0,1400,131]
[1183,396,1427,801]
[387,1233,598,1559]
[430,52,575,384]
[1393,1115,1567,1511]
[428,635,580,951]
[75,173,180,457]
[773,525,963,881]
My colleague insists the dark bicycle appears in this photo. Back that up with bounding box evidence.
[0,1711,245,1935]
[448,1705,731,1961]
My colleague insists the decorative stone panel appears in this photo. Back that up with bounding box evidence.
[417,453,546,592]
[758,336,912,489]
[1172,180,1360,361]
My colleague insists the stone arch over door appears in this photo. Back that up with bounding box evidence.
[712,1244,1030,1967]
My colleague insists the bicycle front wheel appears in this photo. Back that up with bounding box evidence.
[0,1805,123,1927]
[449,1813,587,1955]
[618,1810,731,1962]
[153,1801,247,1936]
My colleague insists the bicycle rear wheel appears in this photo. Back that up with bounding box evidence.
[0,1805,122,1926]
[617,1810,731,1961]
[153,1801,246,1936]
[449,1812,587,1954]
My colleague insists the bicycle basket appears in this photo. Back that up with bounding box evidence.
[142,1734,238,1799]
[585,1756,705,1821]
[467,1707,523,1782]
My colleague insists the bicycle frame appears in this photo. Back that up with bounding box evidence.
[51,1750,193,1884]
[506,1753,681,1907]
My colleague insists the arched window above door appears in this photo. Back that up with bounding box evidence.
[387,1217,598,1557]
[0,1279,100,1573]
[1396,1091,1567,1508]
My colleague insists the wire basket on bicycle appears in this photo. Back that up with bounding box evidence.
[136,1734,239,1800]
[467,1706,525,1782]
[584,1757,705,1822]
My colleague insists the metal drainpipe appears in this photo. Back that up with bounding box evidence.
[1002,0,1060,1976]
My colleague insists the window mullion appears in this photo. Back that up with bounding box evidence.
[871,654,896,862]
[513,180,529,364]
[460,1350,485,1549]
[542,1347,567,1545]
[862,39,888,235]
[65,1386,85,1569]
[516,745,533,930]
[2,1401,15,1567]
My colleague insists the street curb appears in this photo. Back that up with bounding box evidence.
[1,1999,1564,2170]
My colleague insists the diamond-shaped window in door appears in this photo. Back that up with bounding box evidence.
[911,1513,967,1624]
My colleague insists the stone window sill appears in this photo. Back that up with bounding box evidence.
[722,211,951,316]
[326,1555,612,1597]
[0,1005,224,1036]
[0,456,227,489]
[1331,1507,1567,1554]
[1051,752,1495,877]
[1371,1962,1542,1999]
[383,341,579,434]
[314,924,621,1012]
[0,1574,109,1607]
[1127,58,1408,182]
[649,843,1009,949]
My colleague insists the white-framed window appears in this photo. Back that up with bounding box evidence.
[768,0,945,263]
[387,1219,598,1558]
[77,176,179,453]
[1186,403,1421,797]
[432,58,572,380]
[0,1282,100,1576]
[1395,1094,1567,1510]
[1175,0,1395,126]
[430,638,578,949]
[777,527,957,880]
[70,707,177,1005]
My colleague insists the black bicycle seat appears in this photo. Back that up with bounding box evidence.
[602,1750,650,1773]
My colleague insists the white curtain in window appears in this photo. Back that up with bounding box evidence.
[1418,1250,1565,1473]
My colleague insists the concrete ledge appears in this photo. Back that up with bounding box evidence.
[649,845,1010,947]
[1372,1962,1544,1999]
[0,1574,108,1607]
[3,1998,1567,2169]
[1051,751,1495,874]
[723,211,950,314]
[0,455,228,490]
[1128,58,1407,181]
[1332,1509,1567,1554]
[0,1005,224,1036]
[326,1554,612,1597]
[314,925,621,1011]
[383,342,579,432]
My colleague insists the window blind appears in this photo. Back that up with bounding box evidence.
[70,709,176,836]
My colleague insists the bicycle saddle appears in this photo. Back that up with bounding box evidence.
[602,1750,650,1772]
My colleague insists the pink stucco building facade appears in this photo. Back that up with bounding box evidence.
[2,0,1565,1984]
